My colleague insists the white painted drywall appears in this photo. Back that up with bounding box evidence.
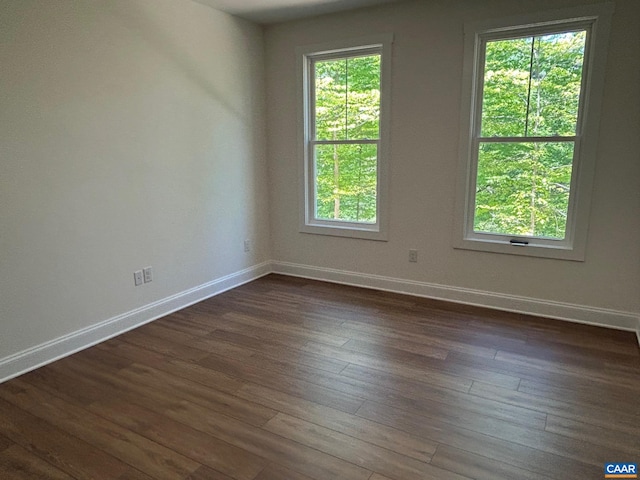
[0,0,269,359]
[264,0,640,316]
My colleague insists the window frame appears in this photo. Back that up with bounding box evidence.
[297,35,393,241]
[454,4,613,261]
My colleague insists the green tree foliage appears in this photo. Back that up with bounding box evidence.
[313,54,380,222]
[475,31,587,239]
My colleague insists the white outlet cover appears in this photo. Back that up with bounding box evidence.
[143,267,153,283]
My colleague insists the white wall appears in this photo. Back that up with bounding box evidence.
[265,0,640,324]
[0,0,269,364]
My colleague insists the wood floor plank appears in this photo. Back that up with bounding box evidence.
[185,465,236,480]
[212,295,356,327]
[96,339,246,395]
[523,335,640,366]
[518,377,640,413]
[355,389,549,446]
[495,349,640,387]
[469,380,640,436]
[198,352,366,414]
[360,395,614,467]
[215,298,348,331]
[220,351,544,438]
[154,314,216,338]
[89,399,268,480]
[0,395,151,480]
[544,414,640,456]
[341,337,448,361]
[18,362,110,406]
[238,288,382,321]
[235,383,436,462]
[206,329,350,374]
[116,362,278,427]
[37,352,161,407]
[337,310,529,351]
[524,323,640,356]
[0,444,74,480]
[0,379,201,480]
[301,341,476,392]
[221,311,350,347]
[253,463,315,480]
[337,320,498,358]
[339,364,547,429]
[71,341,135,370]
[18,356,268,480]
[262,413,472,480]
[158,307,227,333]
[119,328,212,362]
[430,443,555,480]
[338,316,504,357]
[446,350,640,395]
[115,470,157,480]
[97,336,168,364]
[0,433,13,453]
[215,314,338,349]
[234,352,375,401]
[44,349,282,457]
[136,321,202,345]
[164,399,374,480]
[339,338,521,388]
[356,399,600,480]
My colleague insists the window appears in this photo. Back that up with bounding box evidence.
[298,35,393,240]
[455,5,613,260]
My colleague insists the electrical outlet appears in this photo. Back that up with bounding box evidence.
[143,266,153,283]
[134,270,143,286]
[244,239,251,252]
[409,249,418,263]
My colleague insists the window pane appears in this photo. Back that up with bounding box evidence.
[315,58,347,141]
[481,31,586,137]
[474,141,574,239]
[527,31,586,136]
[346,55,381,140]
[481,38,532,137]
[314,143,378,223]
[314,55,380,141]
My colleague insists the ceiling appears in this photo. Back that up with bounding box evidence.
[193,0,403,24]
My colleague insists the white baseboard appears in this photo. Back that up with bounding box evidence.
[0,262,271,384]
[271,261,639,333]
[2,259,637,384]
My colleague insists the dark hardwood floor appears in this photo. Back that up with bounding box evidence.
[1,274,638,479]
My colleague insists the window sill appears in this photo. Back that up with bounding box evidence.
[301,223,388,241]
[454,236,585,261]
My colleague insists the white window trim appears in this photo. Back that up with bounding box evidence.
[297,34,393,241]
[453,3,613,261]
